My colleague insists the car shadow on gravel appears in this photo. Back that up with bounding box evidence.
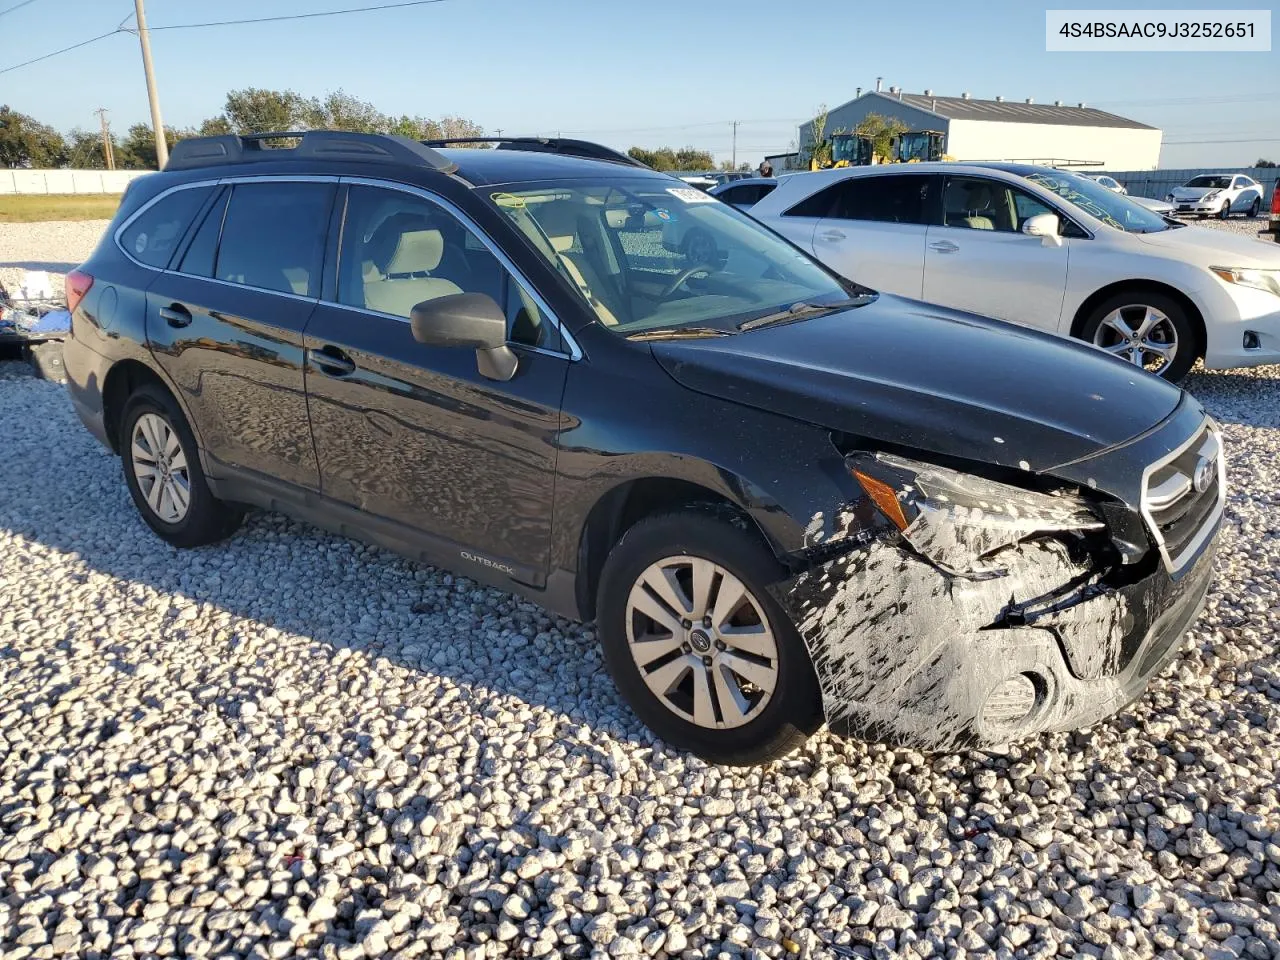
[0,372,642,771]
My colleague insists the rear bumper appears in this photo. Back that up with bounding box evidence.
[776,527,1219,751]
[63,332,113,450]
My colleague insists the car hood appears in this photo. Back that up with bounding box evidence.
[1170,186,1224,199]
[1136,224,1280,266]
[652,295,1183,474]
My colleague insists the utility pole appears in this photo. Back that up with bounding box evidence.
[495,128,503,138]
[133,0,168,169]
[94,108,115,170]
[731,121,739,170]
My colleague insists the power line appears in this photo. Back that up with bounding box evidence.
[0,0,41,17]
[0,29,122,75]
[148,0,452,31]
[1164,137,1280,145]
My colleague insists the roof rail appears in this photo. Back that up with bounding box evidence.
[420,137,648,169]
[165,131,459,174]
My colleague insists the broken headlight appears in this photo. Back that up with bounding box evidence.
[848,452,1104,579]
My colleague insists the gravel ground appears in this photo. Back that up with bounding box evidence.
[0,219,1279,960]
[0,219,109,299]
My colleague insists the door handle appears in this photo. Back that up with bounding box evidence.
[308,346,356,376]
[158,303,192,328]
[929,240,960,254]
[820,230,847,241]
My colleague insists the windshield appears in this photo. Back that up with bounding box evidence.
[1186,176,1231,189]
[1023,171,1171,234]
[487,178,863,336]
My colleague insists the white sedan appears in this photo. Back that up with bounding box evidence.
[749,162,1280,381]
[1083,174,1128,195]
[1168,174,1265,218]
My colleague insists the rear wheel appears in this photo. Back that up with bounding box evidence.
[597,510,822,765]
[120,385,243,547]
[1248,196,1261,218]
[1080,291,1198,382]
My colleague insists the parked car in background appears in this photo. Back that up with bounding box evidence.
[750,162,1280,381]
[63,131,1224,763]
[1267,178,1280,243]
[1168,174,1264,219]
[1083,174,1128,195]
[677,174,718,192]
[1131,195,1177,216]
[708,176,777,210]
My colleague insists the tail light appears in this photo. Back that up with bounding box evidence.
[65,269,93,313]
[1271,188,1280,215]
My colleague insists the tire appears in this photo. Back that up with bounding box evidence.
[1079,290,1199,383]
[1219,198,1231,220]
[1248,197,1261,218]
[597,509,822,765]
[119,384,243,548]
[27,341,65,382]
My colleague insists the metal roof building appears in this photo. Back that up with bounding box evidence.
[799,87,1162,170]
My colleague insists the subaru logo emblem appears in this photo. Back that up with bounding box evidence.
[1193,456,1215,494]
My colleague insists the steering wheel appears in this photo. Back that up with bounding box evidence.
[660,265,713,299]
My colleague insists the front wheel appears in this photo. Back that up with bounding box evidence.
[1219,198,1232,220]
[1080,292,1198,382]
[597,510,822,765]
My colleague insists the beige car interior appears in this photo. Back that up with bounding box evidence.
[531,201,623,326]
[362,215,464,317]
[946,180,1017,232]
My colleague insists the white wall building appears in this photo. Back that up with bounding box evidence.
[800,88,1162,170]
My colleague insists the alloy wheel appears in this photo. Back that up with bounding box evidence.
[1092,304,1179,375]
[625,555,779,729]
[131,412,191,524]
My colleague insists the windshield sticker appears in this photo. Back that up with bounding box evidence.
[653,208,675,222]
[490,192,526,209]
[666,187,717,204]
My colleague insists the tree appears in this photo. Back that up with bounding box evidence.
[0,105,67,168]
[804,104,830,168]
[301,89,386,133]
[1257,158,1277,168]
[223,87,310,134]
[65,128,113,169]
[855,113,909,163]
[628,146,713,171]
[117,123,183,170]
[196,116,233,137]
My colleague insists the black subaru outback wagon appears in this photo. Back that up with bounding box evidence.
[64,132,1224,764]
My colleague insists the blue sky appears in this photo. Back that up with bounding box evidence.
[3,0,1277,168]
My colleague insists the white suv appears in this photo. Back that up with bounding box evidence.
[750,162,1280,381]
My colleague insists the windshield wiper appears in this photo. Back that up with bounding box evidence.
[626,326,732,342]
[737,297,869,331]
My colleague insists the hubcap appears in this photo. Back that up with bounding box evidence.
[131,413,191,524]
[1093,304,1178,376]
[625,555,779,729]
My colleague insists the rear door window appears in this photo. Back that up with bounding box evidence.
[119,185,214,268]
[830,175,931,224]
[177,187,229,277]
[215,181,336,297]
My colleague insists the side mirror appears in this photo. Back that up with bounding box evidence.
[410,292,518,382]
[1022,212,1063,247]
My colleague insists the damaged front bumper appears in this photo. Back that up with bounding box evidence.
[774,447,1223,751]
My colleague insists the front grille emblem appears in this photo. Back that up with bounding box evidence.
[1193,456,1215,494]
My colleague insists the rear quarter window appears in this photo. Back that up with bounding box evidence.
[118,185,214,268]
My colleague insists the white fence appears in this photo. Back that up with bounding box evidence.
[0,169,152,196]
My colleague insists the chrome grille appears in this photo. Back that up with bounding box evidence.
[1141,421,1224,574]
